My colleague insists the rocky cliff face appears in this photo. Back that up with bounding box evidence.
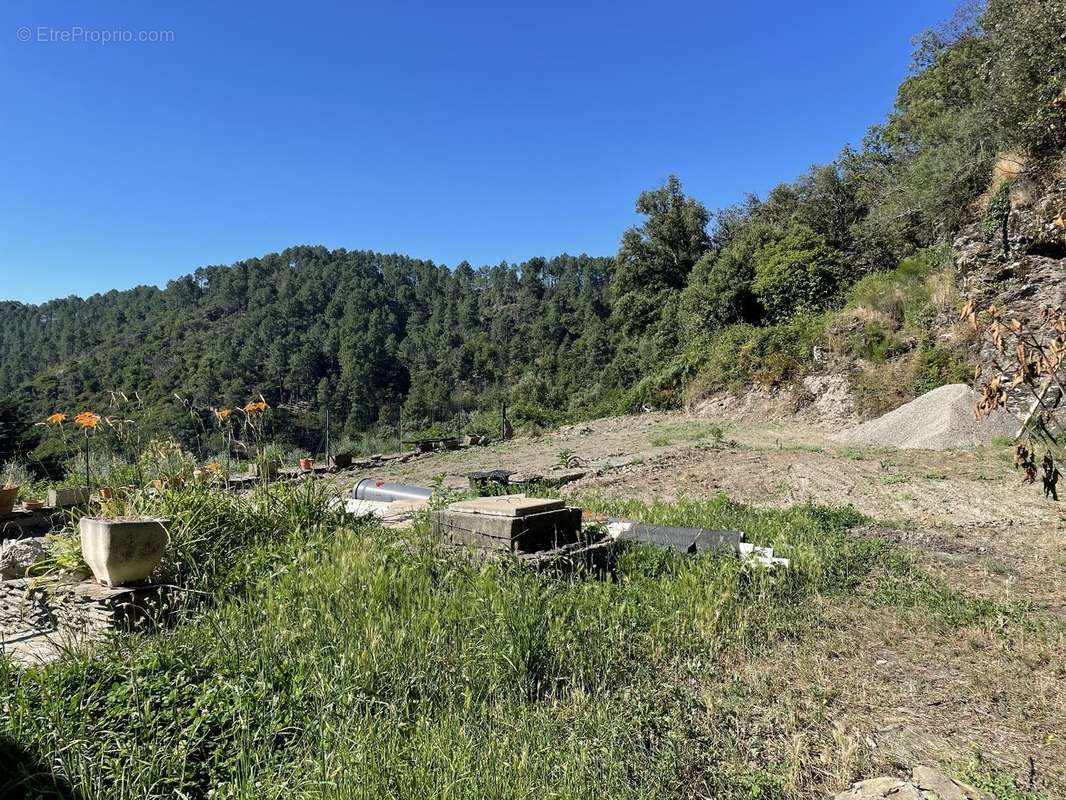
[953,171,1066,416]
[955,176,1066,321]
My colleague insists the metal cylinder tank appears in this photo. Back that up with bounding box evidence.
[352,478,433,503]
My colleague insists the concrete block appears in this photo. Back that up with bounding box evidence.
[431,507,581,553]
[47,487,90,508]
[612,522,743,554]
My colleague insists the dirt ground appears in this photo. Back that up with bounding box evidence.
[336,408,1066,792]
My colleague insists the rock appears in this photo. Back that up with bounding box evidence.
[0,537,50,579]
[834,767,991,800]
[835,776,905,799]
[910,765,989,800]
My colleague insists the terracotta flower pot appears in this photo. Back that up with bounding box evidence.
[299,457,314,471]
[23,500,44,511]
[0,486,18,516]
[80,517,169,587]
[98,486,114,500]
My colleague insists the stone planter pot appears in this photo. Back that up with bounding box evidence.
[80,517,168,587]
[48,487,90,508]
[0,486,17,516]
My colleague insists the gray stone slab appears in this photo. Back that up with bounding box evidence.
[446,495,565,517]
[615,524,743,555]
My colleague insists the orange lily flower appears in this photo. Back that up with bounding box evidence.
[74,411,101,429]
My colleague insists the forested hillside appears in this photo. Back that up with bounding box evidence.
[2,0,1064,463]
[0,251,615,440]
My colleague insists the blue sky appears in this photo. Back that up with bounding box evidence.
[1,0,960,304]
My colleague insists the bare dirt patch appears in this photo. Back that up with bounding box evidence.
[725,600,1066,796]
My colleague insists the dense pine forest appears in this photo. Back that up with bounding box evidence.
[2,0,1064,467]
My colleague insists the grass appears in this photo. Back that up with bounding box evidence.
[881,473,910,485]
[650,422,727,449]
[870,550,1038,630]
[0,489,1060,798]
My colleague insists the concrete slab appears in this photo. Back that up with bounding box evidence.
[446,495,565,517]
[431,507,581,552]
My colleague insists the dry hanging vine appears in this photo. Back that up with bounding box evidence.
[963,300,1066,498]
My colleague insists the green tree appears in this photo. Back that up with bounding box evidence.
[752,226,847,322]
[680,220,778,340]
[0,395,37,468]
[611,176,710,340]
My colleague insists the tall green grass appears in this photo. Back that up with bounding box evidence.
[0,490,1050,798]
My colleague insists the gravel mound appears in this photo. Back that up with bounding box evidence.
[837,383,1018,450]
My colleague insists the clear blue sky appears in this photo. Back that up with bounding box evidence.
[1,0,960,304]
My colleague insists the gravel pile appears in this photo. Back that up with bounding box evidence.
[837,383,1018,450]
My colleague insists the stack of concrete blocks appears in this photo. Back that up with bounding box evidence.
[431,495,581,554]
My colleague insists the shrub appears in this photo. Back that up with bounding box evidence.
[752,226,848,322]
[843,249,943,326]
[687,313,829,396]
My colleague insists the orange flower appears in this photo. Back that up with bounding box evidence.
[46,412,67,425]
[205,462,221,471]
[73,411,101,429]
[215,407,232,420]
[243,400,269,414]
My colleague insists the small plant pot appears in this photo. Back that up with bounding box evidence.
[299,457,314,471]
[98,486,115,501]
[0,486,18,515]
[331,453,353,470]
[48,487,90,508]
[80,517,169,587]
[23,500,44,511]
